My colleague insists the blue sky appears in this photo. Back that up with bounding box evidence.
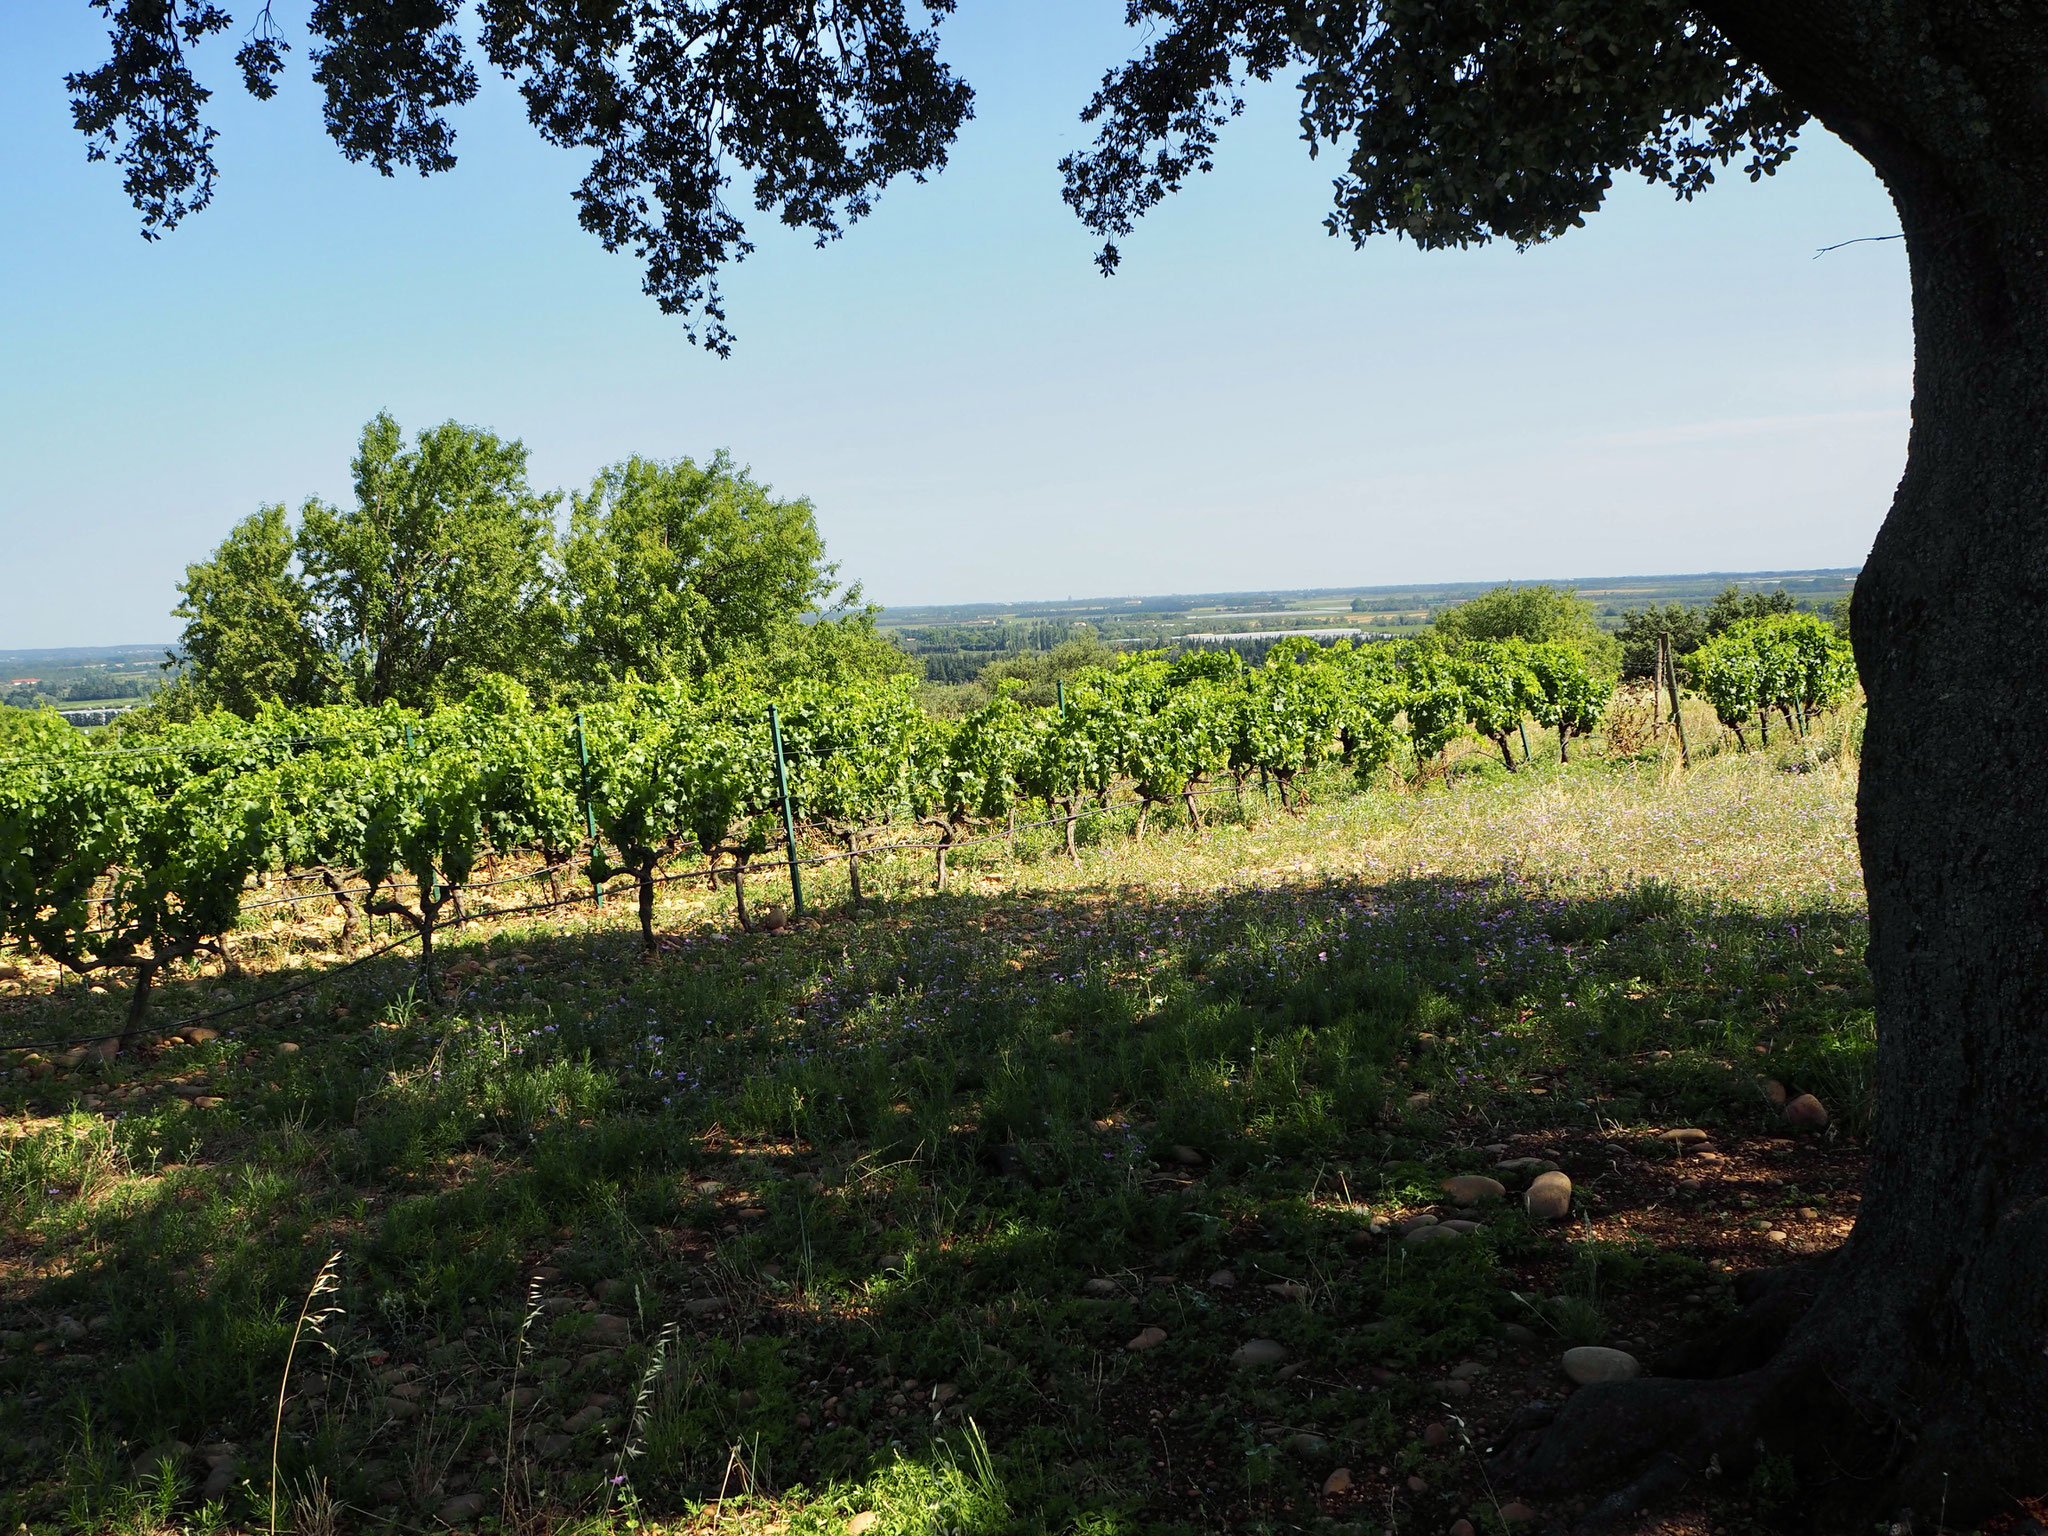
[0,4,1909,649]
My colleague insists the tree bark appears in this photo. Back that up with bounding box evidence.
[1502,4,2048,1521]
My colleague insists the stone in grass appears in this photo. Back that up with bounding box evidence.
[1206,1269,1237,1289]
[133,1442,191,1479]
[1440,1175,1506,1205]
[201,1460,239,1501]
[1127,1326,1168,1352]
[439,1493,487,1525]
[1398,1213,1440,1235]
[1525,1171,1573,1221]
[684,1297,729,1318]
[1422,1422,1450,1447]
[1405,1224,1463,1246]
[1171,1144,1205,1166]
[1231,1338,1289,1369]
[1450,1522,1477,1536]
[1502,1323,1540,1347]
[1083,1277,1120,1297]
[1286,1432,1328,1460]
[1561,1346,1641,1385]
[1785,1094,1830,1130]
[1440,1219,1482,1234]
[848,1515,880,1535]
[1656,1128,1711,1148]
[1499,1502,1538,1525]
[1759,1078,1789,1107]
[1321,1467,1353,1496]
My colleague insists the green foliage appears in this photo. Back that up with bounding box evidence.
[164,423,885,721]
[169,503,331,715]
[1685,614,1855,749]
[1523,642,1612,762]
[298,413,563,709]
[1616,585,1802,680]
[1434,585,1616,674]
[558,453,831,685]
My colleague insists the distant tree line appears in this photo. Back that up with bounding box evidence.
[156,413,911,719]
[2,669,159,712]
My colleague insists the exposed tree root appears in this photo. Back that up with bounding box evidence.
[1492,1256,2037,1533]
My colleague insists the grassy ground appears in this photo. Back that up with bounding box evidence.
[0,719,1874,1536]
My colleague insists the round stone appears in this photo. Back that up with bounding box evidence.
[1656,1128,1710,1147]
[1321,1467,1353,1495]
[1398,1213,1440,1235]
[1206,1268,1237,1289]
[1083,1277,1120,1297]
[1525,1170,1573,1221]
[1440,1175,1506,1205]
[1404,1223,1463,1245]
[1784,1093,1830,1129]
[1759,1078,1788,1107]
[1560,1346,1641,1385]
[439,1493,486,1524]
[1126,1326,1167,1351]
[1230,1338,1288,1368]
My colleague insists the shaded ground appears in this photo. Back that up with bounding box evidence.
[0,750,1886,1535]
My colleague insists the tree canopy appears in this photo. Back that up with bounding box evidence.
[1612,583,1798,678]
[64,1,1804,350]
[168,416,878,714]
[67,0,974,353]
[559,453,831,685]
[1432,583,1616,673]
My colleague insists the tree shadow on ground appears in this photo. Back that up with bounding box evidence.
[0,866,1872,1532]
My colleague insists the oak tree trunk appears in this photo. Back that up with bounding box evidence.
[1501,3,2048,1523]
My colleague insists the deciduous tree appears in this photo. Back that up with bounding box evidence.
[557,452,833,685]
[168,502,331,715]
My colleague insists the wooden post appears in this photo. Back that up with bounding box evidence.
[1662,635,1691,768]
[769,704,805,918]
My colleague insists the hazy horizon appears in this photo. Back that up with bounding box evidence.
[0,565,1861,658]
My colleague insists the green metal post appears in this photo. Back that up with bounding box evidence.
[576,711,601,907]
[770,704,805,917]
[1518,720,1532,763]
[1057,680,1067,716]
